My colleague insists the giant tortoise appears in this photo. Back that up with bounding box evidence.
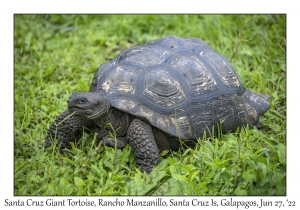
[45,36,270,172]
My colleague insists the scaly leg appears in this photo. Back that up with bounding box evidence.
[45,110,97,152]
[127,118,160,173]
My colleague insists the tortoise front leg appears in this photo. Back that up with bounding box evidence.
[45,110,97,152]
[126,118,160,173]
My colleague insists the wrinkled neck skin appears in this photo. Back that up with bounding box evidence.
[87,99,110,125]
[86,98,110,121]
[91,104,132,137]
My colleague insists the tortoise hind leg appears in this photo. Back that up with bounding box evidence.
[127,118,159,173]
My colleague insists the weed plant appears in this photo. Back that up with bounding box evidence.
[14,14,286,195]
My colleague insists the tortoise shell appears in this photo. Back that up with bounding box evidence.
[89,36,270,140]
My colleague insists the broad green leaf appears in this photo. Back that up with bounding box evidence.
[277,143,286,165]
[259,163,267,182]
[18,185,28,196]
[74,177,85,187]
[181,164,194,173]
[270,172,283,185]
[235,186,248,196]
[167,157,177,165]
[26,170,36,183]
[45,184,55,195]
[104,159,114,170]
[218,143,228,159]
[172,174,188,183]
[212,159,222,169]
[160,150,169,157]
[243,171,256,181]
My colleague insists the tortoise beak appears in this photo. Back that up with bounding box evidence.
[68,93,83,108]
[68,97,76,108]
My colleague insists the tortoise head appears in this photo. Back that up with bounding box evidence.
[68,92,110,120]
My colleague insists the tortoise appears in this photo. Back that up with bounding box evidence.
[45,36,270,173]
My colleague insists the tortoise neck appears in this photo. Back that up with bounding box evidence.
[93,107,132,136]
[88,99,111,121]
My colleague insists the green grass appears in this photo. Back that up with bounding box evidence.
[14,14,286,195]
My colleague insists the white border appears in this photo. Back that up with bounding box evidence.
[1,1,298,209]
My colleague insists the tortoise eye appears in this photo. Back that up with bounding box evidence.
[79,98,87,104]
